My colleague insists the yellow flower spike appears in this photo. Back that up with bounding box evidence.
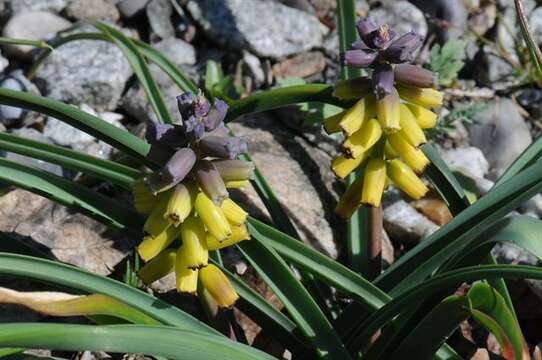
[361,159,387,207]
[175,259,198,294]
[323,110,347,134]
[137,225,182,262]
[405,103,438,129]
[387,133,429,173]
[387,159,429,199]
[220,198,247,226]
[133,179,157,215]
[179,216,209,270]
[384,141,398,159]
[397,85,443,109]
[199,264,239,308]
[398,104,426,147]
[339,96,376,135]
[207,224,250,250]
[225,180,249,189]
[194,192,232,241]
[335,176,364,218]
[332,153,368,179]
[138,249,176,285]
[343,118,382,159]
[143,192,171,237]
[164,183,195,227]
[376,88,400,133]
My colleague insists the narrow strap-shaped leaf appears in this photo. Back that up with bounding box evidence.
[0,132,140,188]
[248,217,389,310]
[95,22,174,124]
[375,160,542,295]
[0,158,142,231]
[468,283,528,360]
[352,264,542,352]
[0,253,215,332]
[0,323,274,360]
[515,0,542,81]
[386,296,470,360]
[214,261,310,354]
[225,84,349,121]
[0,36,52,49]
[238,229,351,359]
[0,88,150,161]
[0,289,158,325]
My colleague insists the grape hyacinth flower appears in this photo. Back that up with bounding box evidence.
[327,18,443,218]
[133,91,254,308]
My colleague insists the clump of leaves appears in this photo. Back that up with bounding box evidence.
[429,101,488,137]
[429,39,467,86]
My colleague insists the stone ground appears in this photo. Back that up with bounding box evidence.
[0,0,542,358]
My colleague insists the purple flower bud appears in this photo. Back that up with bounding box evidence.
[194,94,211,118]
[212,160,255,181]
[146,144,174,166]
[199,136,248,159]
[146,148,197,194]
[194,160,228,205]
[205,123,230,138]
[342,50,377,68]
[372,64,395,100]
[181,115,206,140]
[381,32,423,63]
[203,99,228,131]
[146,123,188,147]
[177,93,196,119]
[351,39,370,50]
[369,25,396,49]
[356,18,378,40]
[394,64,438,89]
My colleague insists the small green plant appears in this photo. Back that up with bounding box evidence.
[430,101,488,137]
[429,39,467,86]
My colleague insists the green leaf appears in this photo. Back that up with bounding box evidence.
[375,160,542,295]
[95,22,173,124]
[248,218,389,310]
[468,283,528,360]
[238,230,351,359]
[0,158,142,231]
[0,323,274,360]
[352,264,542,353]
[496,137,542,187]
[387,295,471,360]
[336,0,363,80]
[225,84,348,121]
[0,252,215,333]
[429,40,467,86]
[214,262,310,354]
[0,87,150,161]
[0,36,52,49]
[515,0,542,82]
[0,132,140,189]
[0,289,158,325]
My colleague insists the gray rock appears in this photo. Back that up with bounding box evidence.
[383,200,439,245]
[0,189,135,275]
[34,25,134,111]
[187,0,325,59]
[242,51,265,87]
[2,11,72,59]
[121,38,196,123]
[3,128,63,176]
[229,113,342,259]
[492,242,538,266]
[8,0,68,14]
[530,7,542,46]
[497,0,536,63]
[440,146,489,180]
[146,0,175,40]
[65,0,120,21]
[468,97,532,179]
[0,51,8,74]
[323,30,339,59]
[473,46,517,86]
[474,177,494,195]
[410,0,467,40]
[117,0,148,18]
[0,70,43,127]
[369,1,428,40]
[520,194,542,218]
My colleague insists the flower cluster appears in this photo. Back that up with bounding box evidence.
[133,91,254,308]
[326,18,444,218]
